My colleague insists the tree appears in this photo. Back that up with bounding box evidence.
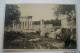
[57,5,75,14]
[5,4,21,26]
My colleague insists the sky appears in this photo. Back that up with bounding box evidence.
[18,4,60,21]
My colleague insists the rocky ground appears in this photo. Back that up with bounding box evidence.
[4,31,76,49]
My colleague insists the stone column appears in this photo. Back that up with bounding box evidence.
[40,19,45,36]
[17,24,19,32]
[16,24,18,32]
[18,23,20,32]
[23,21,25,29]
[14,24,16,32]
[26,18,28,30]
[30,17,32,29]
[24,21,26,32]
[12,21,15,31]
[23,21,24,32]
[21,22,23,32]
[27,16,32,32]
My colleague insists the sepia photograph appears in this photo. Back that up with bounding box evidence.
[3,4,76,49]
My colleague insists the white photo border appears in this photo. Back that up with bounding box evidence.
[0,0,79,53]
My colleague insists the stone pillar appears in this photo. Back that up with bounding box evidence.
[21,22,23,32]
[40,19,45,36]
[12,21,15,31]
[18,23,20,32]
[17,24,19,32]
[16,24,18,32]
[14,24,16,32]
[27,16,32,32]
[24,20,26,32]
[23,22,24,31]
[23,21,25,30]
[26,18,28,30]
[30,17,32,29]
